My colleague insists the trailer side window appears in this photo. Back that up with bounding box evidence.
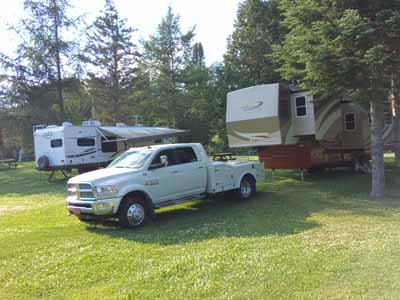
[77,138,95,147]
[175,147,198,164]
[295,96,307,117]
[101,136,118,153]
[51,139,62,148]
[344,112,356,131]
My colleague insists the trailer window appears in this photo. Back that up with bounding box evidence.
[77,138,95,147]
[295,96,307,117]
[51,139,62,148]
[344,112,356,131]
[176,147,198,164]
[101,136,118,153]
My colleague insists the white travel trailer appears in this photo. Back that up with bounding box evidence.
[226,83,394,171]
[33,120,187,177]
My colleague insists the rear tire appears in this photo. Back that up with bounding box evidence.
[118,196,148,228]
[236,175,256,200]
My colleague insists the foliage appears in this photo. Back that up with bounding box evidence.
[141,6,195,128]
[224,0,286,89]
[274,0,400,198]
[0,0,82,152]
[82,0,140,124]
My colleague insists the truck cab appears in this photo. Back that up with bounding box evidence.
[66,143,264,227]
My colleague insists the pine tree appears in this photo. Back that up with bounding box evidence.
[82,0,139,124]
[17,0,78,121]
[224,0,286,89]
[274,0,400,198]
[142,6,195,128]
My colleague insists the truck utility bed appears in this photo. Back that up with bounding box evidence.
[207,160,263,193]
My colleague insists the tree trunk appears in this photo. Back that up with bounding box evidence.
[392,76,400,168]
[393,103,400,168]
[370,100,385,199]
[52,0,65,122]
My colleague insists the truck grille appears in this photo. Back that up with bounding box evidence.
[68,183,95,200]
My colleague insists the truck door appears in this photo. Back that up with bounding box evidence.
[174,146,207,197]
[147,149,184,202]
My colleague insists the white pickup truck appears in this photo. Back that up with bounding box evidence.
[66,143,265,227]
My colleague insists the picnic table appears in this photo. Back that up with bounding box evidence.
[0,159,18,169]
[212,152,237,162]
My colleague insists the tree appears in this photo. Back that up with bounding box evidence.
[18,0,78,120]
[274,0,400,198]
[0,0,81,152]
[393,74,400,168]
[224,0,286,89]
[82,0,140,124]
[142,6,195,128]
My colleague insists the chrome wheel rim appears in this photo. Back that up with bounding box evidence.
[127,203,145,226]
[240,180,252,198]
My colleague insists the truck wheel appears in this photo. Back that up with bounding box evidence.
[236,175,255,200]
[118,196,148,228]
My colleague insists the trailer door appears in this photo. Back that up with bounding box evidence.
[291,92,316,136]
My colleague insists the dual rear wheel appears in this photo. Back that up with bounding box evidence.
[236,175,256,200]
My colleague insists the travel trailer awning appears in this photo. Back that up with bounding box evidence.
[98,126,188,143]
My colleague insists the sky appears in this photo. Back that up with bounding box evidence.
[0,0,241,65]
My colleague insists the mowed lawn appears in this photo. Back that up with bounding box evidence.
[1,157,400,300]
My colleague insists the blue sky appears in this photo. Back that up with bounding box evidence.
[0,0,242,65]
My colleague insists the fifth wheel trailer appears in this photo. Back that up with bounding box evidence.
[226,83,395,171]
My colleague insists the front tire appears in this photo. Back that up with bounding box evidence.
[236,175,256,200]
[118,196,148,228]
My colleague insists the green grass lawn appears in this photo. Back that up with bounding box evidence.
[0,158,400,300]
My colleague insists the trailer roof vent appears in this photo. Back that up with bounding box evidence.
[116,123,127,127]
[82,119,101,127]
[62,122,72,127]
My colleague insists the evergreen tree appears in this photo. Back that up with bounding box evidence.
[274,0,400,198]
[82,0,139,124]
[142,6,195,128]
[224,0,286,89]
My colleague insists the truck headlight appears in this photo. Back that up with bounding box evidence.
[95,186,118,197]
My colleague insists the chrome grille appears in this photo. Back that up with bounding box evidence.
[67,183,95,200]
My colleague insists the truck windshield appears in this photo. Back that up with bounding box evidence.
[108,150,152,169]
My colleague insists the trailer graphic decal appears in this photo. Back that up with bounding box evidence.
[66,148,97,158]
[240,101,264,112]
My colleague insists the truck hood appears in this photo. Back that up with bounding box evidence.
[68,167,139,185]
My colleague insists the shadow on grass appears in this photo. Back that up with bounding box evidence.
[86,166,400,245]
[85,190,321,245]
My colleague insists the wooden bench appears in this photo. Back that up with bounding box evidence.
[0,159,18,169]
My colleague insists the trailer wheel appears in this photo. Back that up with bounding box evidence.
[118,196,148,228]
[37,155,50,170]
[236,175,256,200]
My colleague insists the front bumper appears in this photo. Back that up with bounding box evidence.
[66,196,122,216]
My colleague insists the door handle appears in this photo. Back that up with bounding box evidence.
[198,166,204,169]
[170,170,179,174]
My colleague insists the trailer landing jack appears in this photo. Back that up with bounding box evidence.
[47,169,69,182]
